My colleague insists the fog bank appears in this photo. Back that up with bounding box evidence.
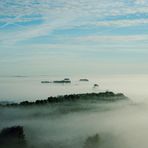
[1,98,148,148]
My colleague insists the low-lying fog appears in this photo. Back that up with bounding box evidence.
[1,74,148,148]
[1,100,148,148]
[0,74,148,102]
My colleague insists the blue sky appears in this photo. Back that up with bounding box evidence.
[0,0,148,76]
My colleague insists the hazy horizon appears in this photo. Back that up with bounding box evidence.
[0,74,148,103]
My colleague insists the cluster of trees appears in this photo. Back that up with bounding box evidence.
[0,126,101,148]
[0,91,127,107]
[84,134,100,148]
[0,126,27,148]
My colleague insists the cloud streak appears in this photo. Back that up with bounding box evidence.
[95,19,148,27]
[0,1,148,52]
[76,35,148,43]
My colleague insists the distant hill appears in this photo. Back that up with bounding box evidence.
[0,91,128,107]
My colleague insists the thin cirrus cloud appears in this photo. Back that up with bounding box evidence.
[0,0,148,75]
[95,19,148,27]
[0,0,148,45]
[76,35,148,42]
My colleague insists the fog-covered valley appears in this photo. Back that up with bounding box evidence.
[1,75,148,148]
[1,98,148,148]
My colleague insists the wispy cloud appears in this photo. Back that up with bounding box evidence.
[76,35,148,42]
[135,0,147,5]
[0,0,148,45]
[95,19,148,27]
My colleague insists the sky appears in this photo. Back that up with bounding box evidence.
[0,0,148,76]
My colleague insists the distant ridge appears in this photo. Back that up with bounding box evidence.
[0,91,128,107]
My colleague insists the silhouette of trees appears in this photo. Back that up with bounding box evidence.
[0,126,27,148]
[84,134,100,148]
[1,91,127,107]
